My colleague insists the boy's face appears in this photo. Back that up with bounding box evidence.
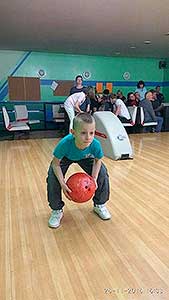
[72,121,95,149]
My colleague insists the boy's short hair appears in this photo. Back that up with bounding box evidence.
[73,113,95,130]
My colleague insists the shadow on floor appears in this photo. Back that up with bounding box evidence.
[0,130,65,141]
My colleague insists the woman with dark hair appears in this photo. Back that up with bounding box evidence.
[69,75,86,95]
[135,80,147,101]
[126,92,139,106]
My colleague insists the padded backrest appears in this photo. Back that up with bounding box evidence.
[2,106,10,129]
[140,106,144,125]
[14,105,28,121]
[127,106,137,124]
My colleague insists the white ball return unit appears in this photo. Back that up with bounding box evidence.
[93,111,133,160]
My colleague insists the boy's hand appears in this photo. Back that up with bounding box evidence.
[61,182,73,200]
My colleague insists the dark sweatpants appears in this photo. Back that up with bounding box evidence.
[47,157,110,210]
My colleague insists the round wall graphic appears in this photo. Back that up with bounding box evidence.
[123,72,130,80]
[83,71,91,79]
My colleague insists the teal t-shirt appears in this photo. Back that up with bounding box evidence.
[53,134,103,161]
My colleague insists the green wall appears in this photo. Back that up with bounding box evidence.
[0,50,167,102]
[163,59,169,99]
[0,50,25,87]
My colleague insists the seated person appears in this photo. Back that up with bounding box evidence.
[102,89,110,110]
[150,89,164,116]
[102,88,110,100]
[155,86,164,103]
[134,91,141,103]
[126,92,139,106]
[87,87,101,113]
[116,90,127,103]
[139,91,163,132]
[109,93,132,124]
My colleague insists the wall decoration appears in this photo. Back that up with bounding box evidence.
[82,71,91,79]
[37,69,46,77]
[123,71,131,80]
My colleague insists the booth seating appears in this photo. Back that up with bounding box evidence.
[14,105,40,125]
[52,104,65,123]
[122,106,138,127]
[139,106,157,128]
[2,106,30,138]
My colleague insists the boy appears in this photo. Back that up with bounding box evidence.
[47,113,111,228]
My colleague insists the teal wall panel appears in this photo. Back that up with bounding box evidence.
[0,50,25,81]
[0,50,167,102]
[13,52,163,82]
[163,59,169,100]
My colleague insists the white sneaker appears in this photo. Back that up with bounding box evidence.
[48,209,63,228]
[93,204,111,220]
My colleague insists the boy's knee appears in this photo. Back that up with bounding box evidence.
[100,164,109,176]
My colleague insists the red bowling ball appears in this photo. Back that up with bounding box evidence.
[66,172,96,203]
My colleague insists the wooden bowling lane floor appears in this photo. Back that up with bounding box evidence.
[0,133,169,300]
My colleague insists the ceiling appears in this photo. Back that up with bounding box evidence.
[1,0,169,58]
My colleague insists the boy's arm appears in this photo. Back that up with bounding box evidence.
[51,157,72,199]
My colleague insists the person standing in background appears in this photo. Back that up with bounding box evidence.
[64,75,87,135]
[69,75,86,95]
[135,80,147,101]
